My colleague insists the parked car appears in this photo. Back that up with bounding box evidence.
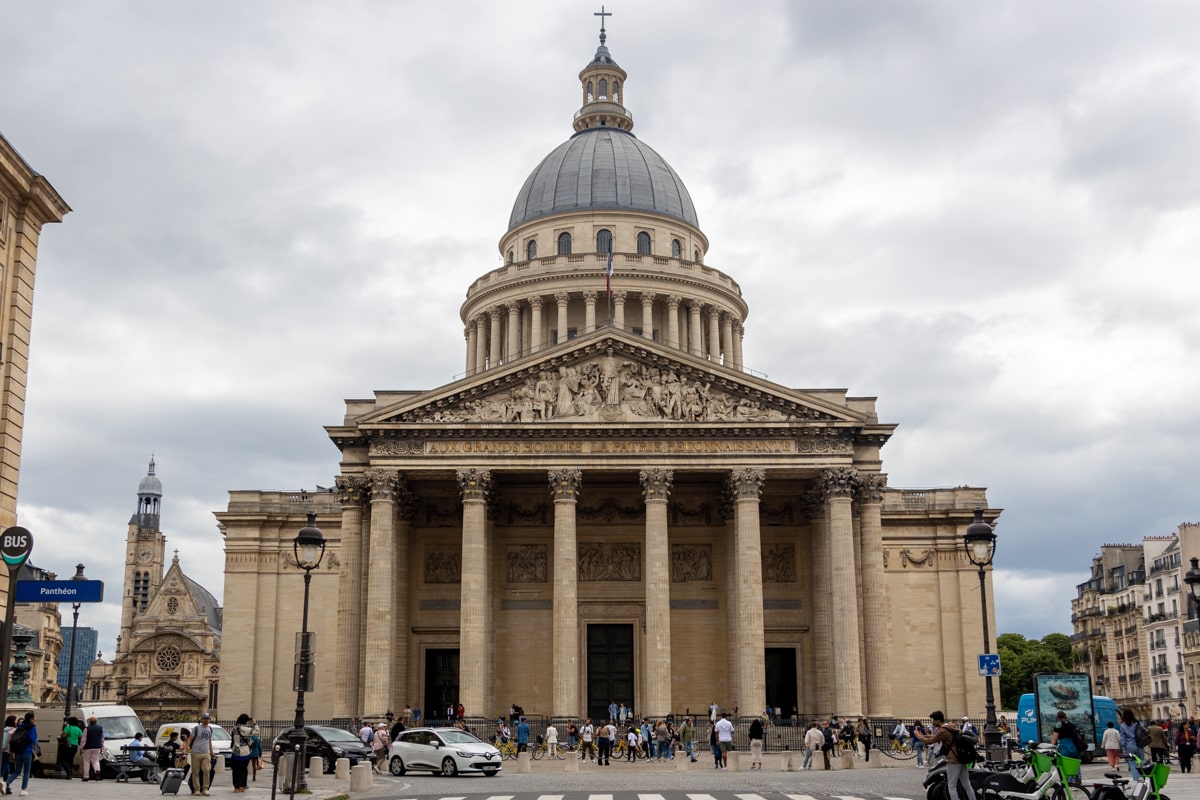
[271,725,373,773]
[389,727,501,777]
[154,722,234,762]
[35,704,148,779]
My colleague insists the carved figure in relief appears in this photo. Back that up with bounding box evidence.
[426,550,462,583]
[507,545,547,583]
[579,542,642,581]
[534,374,555,420]
[671,545,713,582]
[557,366,581,416]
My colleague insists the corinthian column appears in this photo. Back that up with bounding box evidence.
[807,490,833,713]
[688,301,703,356]
[529,296,544,352]
[856,473,892,716]
[666,295,681,349]
[707,307,721,360]
[822,467,863,716]
[506,301,521,361]
[721,313,734,366]
[489,308,502,367]
[729,468,766,716]
[465,325,476,376]
[641,294,655,340]
[640,468,673,716]
[457,469,492,715]
[334,475,368,717]
[393,483,415,714]
[549,469,582,715]
[583,290,597,333]
[476,315,489,371]
[362,469,400,714]
[555,291,570,345]
[612,290,627,330]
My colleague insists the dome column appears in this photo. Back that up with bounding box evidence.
[555,291,570,345]
[688,302,703,357]
[506,301,521,362]
[613,290,627,330]
[641,293,655,340]
[666,295,681,349]
[706,307,721,361]
[721,313,734,367]
[734,321,745,371]
[489,307,503,367]
[465,324,476,376]
[583,290,597,333]
[529,296,544,352]
[475,316,489,372]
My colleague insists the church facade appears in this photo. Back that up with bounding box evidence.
[217,24,998,724]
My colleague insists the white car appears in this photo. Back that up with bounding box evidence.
[389,727,502,777]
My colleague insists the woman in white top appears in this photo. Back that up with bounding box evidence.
[545,724,559,758]
[1101,721,1122,769]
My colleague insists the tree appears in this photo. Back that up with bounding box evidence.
[997,632,1073,711]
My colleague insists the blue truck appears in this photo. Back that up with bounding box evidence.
[1016,691,1120,763]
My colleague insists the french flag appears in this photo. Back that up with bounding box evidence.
[605,249,614,294]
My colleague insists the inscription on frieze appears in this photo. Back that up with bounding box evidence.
[579,542,641,581]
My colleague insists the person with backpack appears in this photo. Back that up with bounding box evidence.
[9,711,37,796]
[1118,708,1147,776]
[915,711,977,800]
[1050,711,1085,760]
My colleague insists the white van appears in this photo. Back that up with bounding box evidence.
[154,721,234,761]
[34,704,148,778]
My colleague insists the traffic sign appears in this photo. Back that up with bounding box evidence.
[0,527,33,568]
[978,653,1001,676]
[14,580,104,604]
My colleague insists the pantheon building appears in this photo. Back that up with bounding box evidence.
[217,24,999,724]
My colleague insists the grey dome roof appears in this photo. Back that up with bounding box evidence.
[138,457,162,496]
[508,127,699,231]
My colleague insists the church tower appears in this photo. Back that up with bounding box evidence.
[118,457,166,656]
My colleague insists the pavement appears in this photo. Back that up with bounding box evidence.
[8,757,1200,800]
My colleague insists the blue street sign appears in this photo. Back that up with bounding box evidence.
[978,653,1001,677]
[14,579,104,604]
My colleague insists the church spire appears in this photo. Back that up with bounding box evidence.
[135,455,162,531]
[574,7,633,132]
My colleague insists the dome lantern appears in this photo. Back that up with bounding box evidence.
[574,8,632,132]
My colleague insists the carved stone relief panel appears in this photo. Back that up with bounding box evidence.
[669,502,715,525]
[671,544,713,583]
[578,498,642,523]
[507,544,548,584]
[762,544,796,583]
[579,542,641,581]
[425,546,462,583]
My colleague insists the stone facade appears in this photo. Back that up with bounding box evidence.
[216,22,998,724]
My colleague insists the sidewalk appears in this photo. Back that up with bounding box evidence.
[0,764,353,800]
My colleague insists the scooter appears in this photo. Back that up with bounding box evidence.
[923,752,998,800]
[982,743,1074,800]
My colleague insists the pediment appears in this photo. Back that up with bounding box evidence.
[359,332,867,428]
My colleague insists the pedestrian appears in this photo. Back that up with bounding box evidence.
[456,703,465,722]
[579,718,595,762]
[961,716,976,735]
[624,726,638,761]
[916,711,975,800]
[618,703,628,726]
[821,718,835,770]
[748,715,765,770]
[57,716,82,779]
[371,723,390,773]
[190,712,215,796]
[516,716,531,753]
[609,701,618,725]
[402,704,412,726]
[389,715,405,745]
[707,720,721,768]
[802,720,823,770]
[546,722,558,759]
[0,715,15,790]
[1118,709,1144,776]
[857,717,872,762]
[177,728,193,789]
[1101,721,1121,769]
[9,711,37,797]
[249,718,263,780]
[1178,720,1196,773]
[912,720,928,766]
[80,714,104,782]
[566,719,578,752]
[709,700,719,723]
[655,718,672,762]
[359,720,373,745]
[680,716,696,762]
[1147,719,1169,764]
[715,711,734,768]
[230,713,255,793]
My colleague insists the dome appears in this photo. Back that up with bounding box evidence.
[138,457,162,496]
[507,127,700,231]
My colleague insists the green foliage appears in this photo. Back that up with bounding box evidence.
[997,632,1074,710]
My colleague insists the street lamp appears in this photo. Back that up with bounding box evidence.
[64,564,88,722]
[1184,557,1200,609]
[963,507,999,753]
[158,691,165,724]
[288,513,325,796]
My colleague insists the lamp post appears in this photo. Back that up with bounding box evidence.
[964,506,999,753]
[1185,557,1200,611]
[288,512,325,796]
[158,691,165,724]
[63,564,88,722]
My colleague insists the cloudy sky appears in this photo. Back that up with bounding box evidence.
[3,1,1198,659]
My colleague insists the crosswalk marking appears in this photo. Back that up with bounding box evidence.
[639,794,667,800]
[590,794,614,800]
[537,796,562,800]
[689,794,720,800]
[786,795,821,800]
[737,794,769,800]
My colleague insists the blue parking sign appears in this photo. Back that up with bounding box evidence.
[978,653,1001,676]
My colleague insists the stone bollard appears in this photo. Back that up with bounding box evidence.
[336,757,351,780]
[214,754,226,777]
[310,756,324,777]
[725,751,740,772]
[516,751,532,773]
[674,752,689,770]
[838,751,854,770]
[565,753,579,773]
[349,762,373,792]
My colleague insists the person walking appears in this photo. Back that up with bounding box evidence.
[230,713,255,792]
[857,717,873,762]
[545,723,559,759]
[9,711,37,797]
[80,715,104,783]
[190,713,215,796]
[516,717,531,753]
[57,716,82,779]
[1177,720,1196,773]
[1101,721,1122,769]
[803,720,823,770]
[680,716,696,762]
[821,719,836,770]
[707,720,721,768]
[715,711,734,768]
[1147,720,1169,764]
[912,721,928,766]
[916,712,975,800]
[655,719,672,762]
[249,719,263,781]
[371,723,390,773]
[748,715,765,770]
[1,715,15,790]
[1118,708,1145,776]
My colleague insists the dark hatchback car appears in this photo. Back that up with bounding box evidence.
[271,725,374,773]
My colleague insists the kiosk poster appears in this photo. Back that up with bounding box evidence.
[1033,672,1096,745]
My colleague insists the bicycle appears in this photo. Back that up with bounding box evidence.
[491,737,518,760]
[531,736,565,760]
[1084,754,1170,800]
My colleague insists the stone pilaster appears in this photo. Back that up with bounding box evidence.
[641,293,655,340]
[640,468,673,716]
[362,469,401,715]
[334,475,368,718]
[666,295,681,349]
[529,296,544,352]
[688,301,703,357]
[457,468,493,715]
[549,469,582,715]
[856,473,891,716]
[729,468,766,716]
[822,467,863,716]
[612,290,627,330]
[392,483,415,713]
[583,290,597,333]
[506,301,521,361]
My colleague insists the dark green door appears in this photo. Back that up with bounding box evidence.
[587,624,633,722]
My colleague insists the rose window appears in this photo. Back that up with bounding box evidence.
[156,646,181,672]
[167,597,179,615]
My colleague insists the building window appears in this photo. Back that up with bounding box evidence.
[613,81,619,102]
[637,231,651,255]
[587,80,593,102]
[507,249,514,264]
[208,681,219,710]
[596,229,613,254]
[599,78,608,99]
[558,232,572,255]
[694,248,701,263]
[156,646,181,672]
[134,572,150,611]
[671,239,682,258]
[526,239,537,260]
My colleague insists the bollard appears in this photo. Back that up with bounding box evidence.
[674,752,689,770]
[336,757,351,780]
[277,753,297,792]
[565,752,579,773]
[310,755,324,776]
[349,762,373,792]
[725,751,740,772]
[214,754,226,776]
[516,751,532,773]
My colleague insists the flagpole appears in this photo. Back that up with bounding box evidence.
[606,248,614,328]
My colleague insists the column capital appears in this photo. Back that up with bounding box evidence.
[639,468,673,501]
[548,468,582,501]
[641,293,656,305]
[366,468,402,500]
[705,306,721,321]
[554,291,570,305]
[335,474,369,506]
[855,473,888,505]
[666,294,682,309]
[819,467,858,500]
[528,295,545,309]
[505,300,521,313]
[456,468,493,501]
[688,300,702,312]
[490,305,505,318]
[582,290,598,303]
[612,290,627,303]
[727,468,765,500]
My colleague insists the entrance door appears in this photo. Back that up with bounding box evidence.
[765,647,798,718]
[424,648,459,723]
[586,624,633,721]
